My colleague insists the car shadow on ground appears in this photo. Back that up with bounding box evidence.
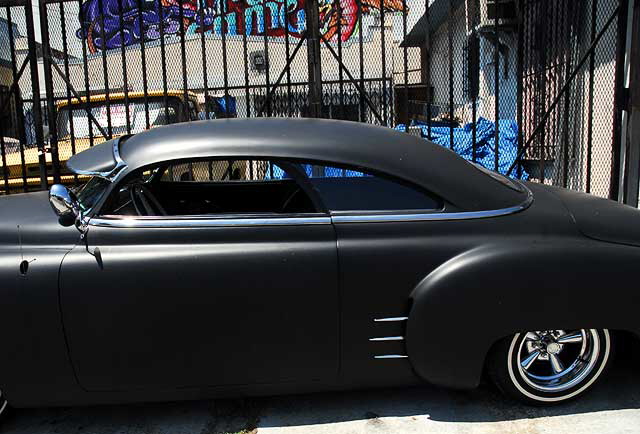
[3,344,639,434]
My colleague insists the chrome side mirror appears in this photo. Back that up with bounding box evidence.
[49,184,80,227]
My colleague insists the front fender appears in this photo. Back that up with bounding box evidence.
[406,239,640,389]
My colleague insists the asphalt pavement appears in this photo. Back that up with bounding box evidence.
[2,347,639,434]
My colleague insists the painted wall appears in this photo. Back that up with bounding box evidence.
[74,0,406,53]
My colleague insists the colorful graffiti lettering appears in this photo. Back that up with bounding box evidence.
[76,0,405,53]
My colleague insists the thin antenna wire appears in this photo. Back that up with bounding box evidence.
[17,225,23,262]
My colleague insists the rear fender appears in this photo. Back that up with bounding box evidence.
[406,240,640,389]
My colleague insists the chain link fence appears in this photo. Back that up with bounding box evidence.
[0,0,633,199]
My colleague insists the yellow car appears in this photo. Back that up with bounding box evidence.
[1,90,200,193]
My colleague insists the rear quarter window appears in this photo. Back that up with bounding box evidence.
[302,164,441,212]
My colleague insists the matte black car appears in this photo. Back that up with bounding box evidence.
[1,118,639,414]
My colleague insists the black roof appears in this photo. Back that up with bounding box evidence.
[68,118,525,211]
[401,0,465,48]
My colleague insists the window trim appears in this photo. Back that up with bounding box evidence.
[330,189,532,224]
[89,189,532,228]
[88,155,532,228]
[90,214,331,228]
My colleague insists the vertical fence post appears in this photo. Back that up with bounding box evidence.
[24,0,47,190]
[357,0,365,122]
[262,0,272,116]
[305,0,322,118]
[402,0,409,131]
[586,0,599,193]
[612,0,629,200]
[470,0,478,161]
[493,0,500,172]
[38,0,61,184]
[447,0,454,148]
[424,0,431,139]
[516,0,524,178]
[6,6,28,192]
[623,0,640,205]
[380,1,387,125]
[98,0,113,137]
[118,0,131,133]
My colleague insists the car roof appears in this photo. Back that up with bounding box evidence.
[67,118,526,211]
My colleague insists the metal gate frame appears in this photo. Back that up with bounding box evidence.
[1,0,638,202]
[1,0,48,191]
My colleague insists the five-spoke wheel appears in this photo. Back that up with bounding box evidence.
[489,329,612,404]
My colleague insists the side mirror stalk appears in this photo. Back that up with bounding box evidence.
[81,229,103,269]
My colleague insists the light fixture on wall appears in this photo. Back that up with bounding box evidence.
[250,51,268,73]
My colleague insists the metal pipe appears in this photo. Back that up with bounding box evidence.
[305,0,323,118]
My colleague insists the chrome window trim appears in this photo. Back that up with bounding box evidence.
[374,317,409,322]
[87,174,531,229]
[89,215,332,228]
[332,182,533,224]
[374,355,409,359]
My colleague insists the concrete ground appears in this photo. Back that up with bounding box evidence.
[3,352,639,434]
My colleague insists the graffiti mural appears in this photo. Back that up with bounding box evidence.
[76,0,405,53]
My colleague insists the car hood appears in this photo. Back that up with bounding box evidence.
[545,185,640,247]
[0,191,80,248]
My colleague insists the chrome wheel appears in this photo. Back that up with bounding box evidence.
[492,328,612,403]
[515,330,600,392]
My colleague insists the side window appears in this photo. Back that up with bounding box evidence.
[303,163,440,212]
[159,159,289,183]
[101,159,315,217]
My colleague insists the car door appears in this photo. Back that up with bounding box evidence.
[59,158,339,392]
[301,163,451,387]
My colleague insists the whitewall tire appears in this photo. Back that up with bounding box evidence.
[489,329,612,404]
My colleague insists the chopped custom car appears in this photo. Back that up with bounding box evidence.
[1,118,639,414]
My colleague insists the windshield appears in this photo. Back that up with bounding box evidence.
[57,98,180,138]
[75,177,111,213]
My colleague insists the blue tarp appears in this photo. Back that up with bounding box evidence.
[395,117,528,180]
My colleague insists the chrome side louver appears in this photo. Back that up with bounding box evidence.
[371,316,408,359]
